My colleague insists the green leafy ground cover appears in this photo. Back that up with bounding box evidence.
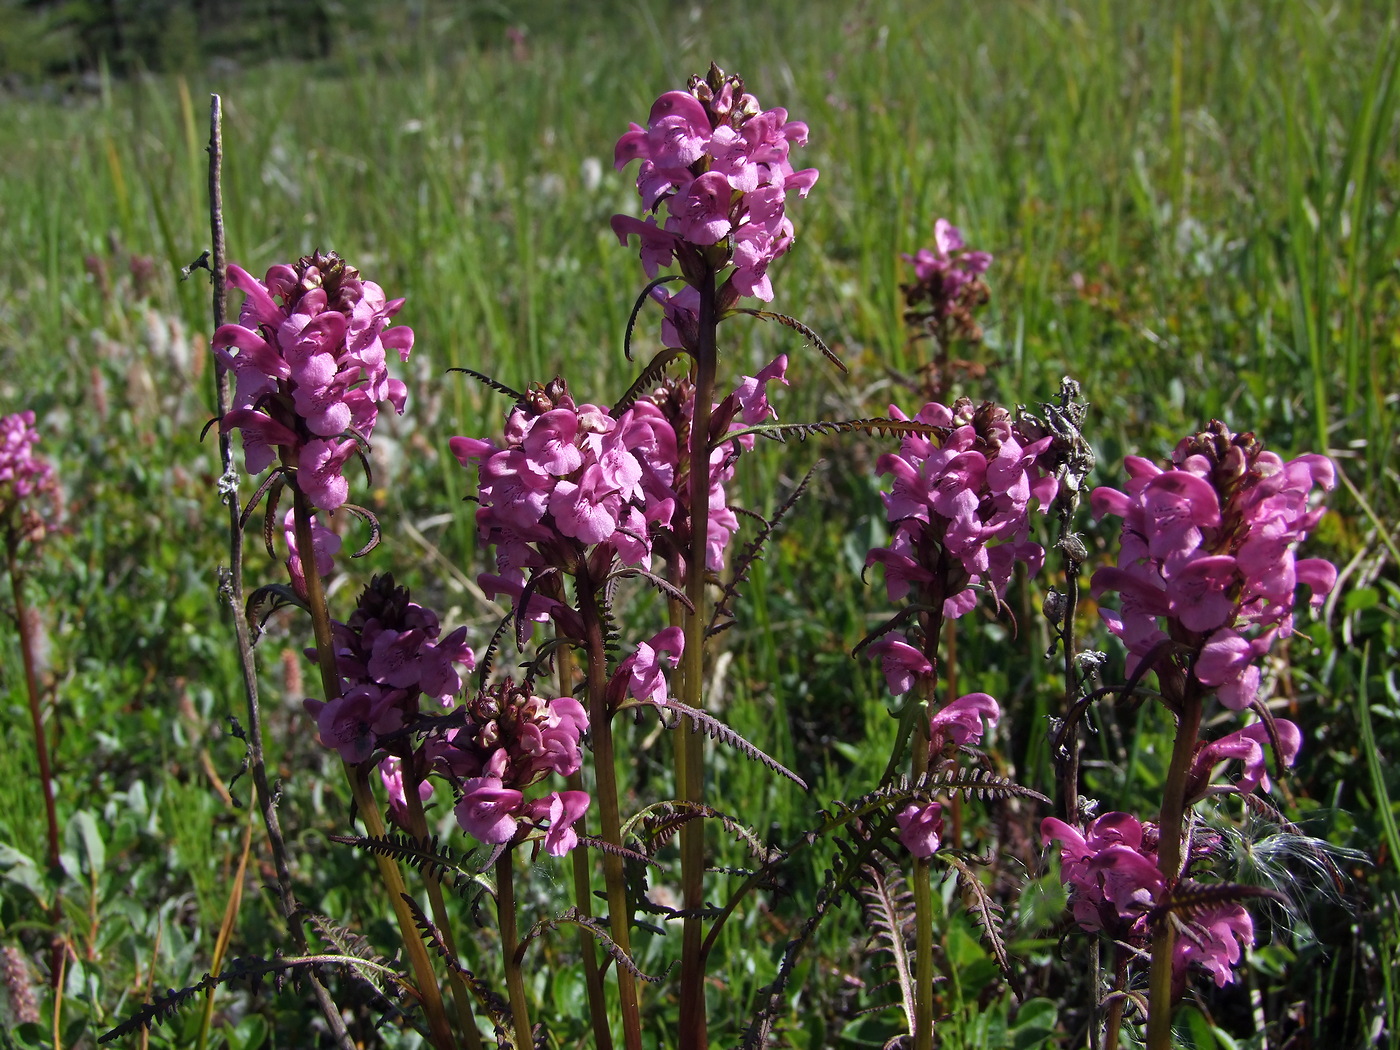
[0,1,1397,1046]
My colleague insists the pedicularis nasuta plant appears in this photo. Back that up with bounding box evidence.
[98,68,1340,1050]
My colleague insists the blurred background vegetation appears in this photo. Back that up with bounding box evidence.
[0,1,1396,1047]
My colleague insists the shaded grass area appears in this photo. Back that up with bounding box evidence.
[0,1,1396,1047]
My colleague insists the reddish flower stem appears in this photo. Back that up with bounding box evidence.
[557,638,614,1050]
[577,567,643,1050]
[496,851,534,1047]
[8,543,64,987]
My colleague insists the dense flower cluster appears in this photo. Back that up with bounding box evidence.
[0,411,58,545]
[215,252,412,511]
[902,218,992,340]
[612,64,817,346]
[304,575,476,766]
[451,362,789,611]
[446,679,590,857]
[300,577,591,856]
[1041,813,1254,989]
[867,397,1059,621]
[1090,422,1336,710]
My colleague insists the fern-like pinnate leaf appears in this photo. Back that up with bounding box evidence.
[733,308,846,373]
[339,502,383,557]
[627,698,808,790]
[709,464,817,636]
[623,799,776,863]
[613,346,687,410]
[331,833,495,901]
[941,850,1022,1000]
[448,366,526,404]
[621,276,685,362]
[100,953,410,1043]
[520,908,669,984]
[1148,879,1289,926]
[858,858,919,1033]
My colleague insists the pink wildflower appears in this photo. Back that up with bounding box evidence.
[866,397,1058,620]
[613,64,817,346]
[215,252,411,511]
[0,411,59,545]
[895,802,945,858]
[1091,422,1335,710]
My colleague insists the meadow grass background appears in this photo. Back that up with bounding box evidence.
[0,1,1397,1047]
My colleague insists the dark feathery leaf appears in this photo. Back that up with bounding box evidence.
[100,953,410,1044]
[448,366,526,404]
[858,858,918,1033]
[339,502,383,557]
[520,908,669,984]
[629,699,807,790]
[626,799,777,862]
[622,276,685,362]
[942,851,1022,1000]
[710,464,817,635]
[607,566,694,611]
[244,584,306,640]
[239,469,285,533]
[398,895,514,1023]
[576,835,663,868]
[476,611,514,684]
[734,308,846,373]
[614,346,688,411]
[727,416,953,448]
[852,606,930,659]
[1148,879,1289,927]
[331,833,495,903]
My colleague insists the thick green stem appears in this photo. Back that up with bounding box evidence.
[496,851,534,1047]
[556,643,613,1050]
[1144,686,1204,1050]
[578,568,643,1050]
[678,267,719,1050]
[291,490,455,1050]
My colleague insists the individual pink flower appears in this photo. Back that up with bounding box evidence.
[928,692,1000,750]
[455,776,524,845]
[283,508,342,600]
[526,790,592,857]
[616,627,685,704]
[380,755,433,828]
[865,636,932,695]
[895,802,945,858]
[1186,718,1301,801]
